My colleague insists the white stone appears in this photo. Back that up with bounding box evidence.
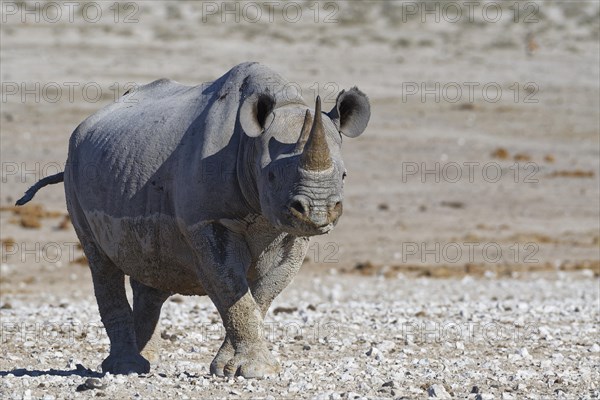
[427,384,451,399]
[518,348,530,358]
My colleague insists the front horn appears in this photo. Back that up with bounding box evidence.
[299,96,332,171]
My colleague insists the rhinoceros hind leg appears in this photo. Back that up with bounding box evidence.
[130,278,170,363]
[84,243,149,375]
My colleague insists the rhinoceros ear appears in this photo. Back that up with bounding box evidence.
[328,87,371,138]
[240,92,276,137]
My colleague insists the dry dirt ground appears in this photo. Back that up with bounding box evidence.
[0,1,599,399]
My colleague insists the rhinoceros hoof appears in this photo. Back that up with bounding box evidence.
[210,342,235,377]
[101,353,150,375]
[222,348,281,378]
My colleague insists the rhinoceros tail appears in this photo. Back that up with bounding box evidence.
[15,172,64,206]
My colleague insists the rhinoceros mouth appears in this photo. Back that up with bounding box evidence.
[312,223,334,234]
[274,212,336,237]
[282,223,334,237]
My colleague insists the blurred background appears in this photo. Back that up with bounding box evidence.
[1,0,599,281]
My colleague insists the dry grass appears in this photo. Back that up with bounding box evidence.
[0,203,66,230]
[549,170,595,178]
[344,260,600,279]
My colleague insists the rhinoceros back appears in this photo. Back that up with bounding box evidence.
[66,62,289,220]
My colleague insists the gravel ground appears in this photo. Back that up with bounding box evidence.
[1,270,598,399]
[1,2,599,399]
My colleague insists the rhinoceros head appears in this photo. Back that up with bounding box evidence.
[240,88,370,236]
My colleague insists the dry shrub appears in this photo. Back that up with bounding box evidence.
[352,261,378,276]
[57,215,71,230]
[272,306,298,315]
[1,237,16,252]
[440,201,465,209]
[71,255,88,266]
[491,147,509,159]
[20,215,41,229]
[514,153,532,161]
[456,103,476,111]
[560,260,600,276]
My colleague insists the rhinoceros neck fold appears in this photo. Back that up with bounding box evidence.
[236,133,262,215]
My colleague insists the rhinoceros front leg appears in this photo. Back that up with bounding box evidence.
[130,278,170,363]
[250,235,309,316]
[209,333,235,377]
[191,223,279,378]
[210,234,309,376]
[84,244,150,375]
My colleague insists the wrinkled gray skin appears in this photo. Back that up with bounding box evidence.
[58,62,370,377]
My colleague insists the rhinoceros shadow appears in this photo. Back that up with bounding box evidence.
[0,364,103,378]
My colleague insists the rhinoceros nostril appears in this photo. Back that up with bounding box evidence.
[289,199,308,216]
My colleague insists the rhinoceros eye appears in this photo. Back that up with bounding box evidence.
[342,171,347,181]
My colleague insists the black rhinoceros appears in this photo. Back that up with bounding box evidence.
[16,62,370,377]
